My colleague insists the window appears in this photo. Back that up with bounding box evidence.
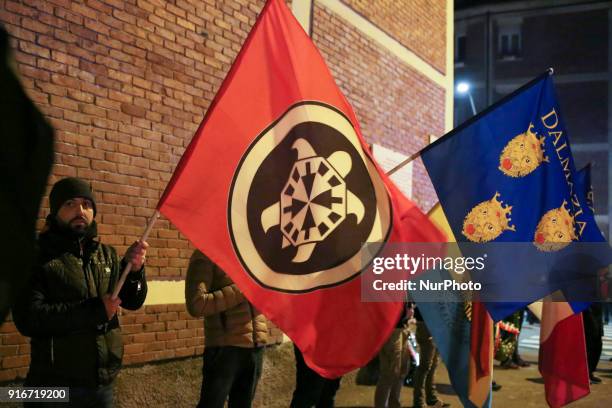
[456,35,466,63]
[500,32,520,57]
[497,18,522,59]
[455,23,467,65]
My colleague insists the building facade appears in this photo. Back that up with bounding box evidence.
[455,0,611,238]
[0,0,452,382]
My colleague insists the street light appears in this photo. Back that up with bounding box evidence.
[456,81,477,116]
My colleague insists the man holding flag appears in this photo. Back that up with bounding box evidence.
[13,178,148,407]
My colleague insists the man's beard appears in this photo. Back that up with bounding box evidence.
[56,216,93,238]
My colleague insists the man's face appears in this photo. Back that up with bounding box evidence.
[56,197,94,234]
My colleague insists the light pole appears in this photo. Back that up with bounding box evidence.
[456,81,477,116]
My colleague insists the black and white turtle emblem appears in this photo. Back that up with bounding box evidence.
[261,138,365,263]
[229,102,392,292]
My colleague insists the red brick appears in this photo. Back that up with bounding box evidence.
[143,351,166,362]
[121,102,146,118]
[86,0,113,15]
[156,331,178,341]
[55,7,83,25]
[185,337,200,347]
[69,24,97,41]
[22,17,52,35]
[175,347,196,358]
[177,328,195,339]
[0,345,19,357]
[167,304,185,312]
[123,353,148,365]
[156,349,176,360]
[166,320,187,330]
[50,95,78,111]
[19,40,50,58]
[81,104,107,118]
[0,322,16,334]
[167,339,186,349]
[5,1,37,16]
[144,341,166,352]
[71,3,98,21]
[132,332,156,344]
[187,320,202,329]
[144,322,165,332]
[2,333,27,345]
[63,111,92,125]
[5,25,36,42]
[133,313,156,324]
[0,369,18,382]
[124,343,145,355]
[2,354,30,369]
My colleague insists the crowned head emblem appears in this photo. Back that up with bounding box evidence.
[462,192,516,243]
[499,124,549,178]
[534,201,577,252]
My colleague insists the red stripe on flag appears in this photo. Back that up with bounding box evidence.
[469,302,493,407]
[539,306,590,408]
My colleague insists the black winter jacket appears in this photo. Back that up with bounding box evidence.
[12,221,147,387]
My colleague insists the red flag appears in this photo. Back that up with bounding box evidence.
[539,301,590,407]
[157,0,443,377]
[468,302,493,407]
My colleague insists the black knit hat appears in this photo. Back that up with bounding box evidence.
[49,177,97,216]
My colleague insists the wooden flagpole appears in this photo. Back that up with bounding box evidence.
[386,150,421,176]
[112,210,160,299]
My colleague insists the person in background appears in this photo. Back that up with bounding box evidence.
[186,250,268,407]
[412,307,450,408]
[290,345,342,408]
[374,303,412,408]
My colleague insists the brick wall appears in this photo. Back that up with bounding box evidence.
[0,0,446,382]
[341,0,447,74]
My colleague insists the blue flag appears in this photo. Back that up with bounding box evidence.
[421,72,610,321]
[412,271,492,408]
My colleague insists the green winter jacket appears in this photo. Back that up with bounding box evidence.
[12,220,147,387]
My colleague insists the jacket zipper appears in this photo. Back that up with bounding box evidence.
[50,337,54,365]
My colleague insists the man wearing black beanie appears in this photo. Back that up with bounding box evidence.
[13,177,148,407]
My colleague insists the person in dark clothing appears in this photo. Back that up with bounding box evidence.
[412,307,449,408]
[583,303,604,384]
[0,24,54,324]
[290,345,342,408]
[13,177,148,407]
[375,304,411,408]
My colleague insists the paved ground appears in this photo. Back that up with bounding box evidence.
[2,325,611,407]
[333,322,612,407]
[334,350,612,408]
